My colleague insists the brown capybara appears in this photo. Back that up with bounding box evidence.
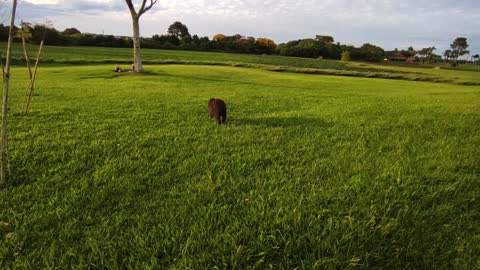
[208,98,227,125]
[114,64,123,72]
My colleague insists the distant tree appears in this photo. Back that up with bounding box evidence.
[167,21,191,40]
[417,46,436,63]
[152,34,179,46]
[340,51,351,62]
[238,36,256,53]
[125,0,158,72]
[255,38,276,54]
[359,43,385,62]
[212,34,225,41]
[401,46,416,58]
[474,54,479,65]
[31,22,63,45]
[443,49,452,62]
[450,37,469,65]
[315,35,334,44]
[277,36,343,59]
[0,24,9,41]
[63,27,81,36]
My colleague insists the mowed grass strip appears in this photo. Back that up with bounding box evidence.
[0,65,479,269]
[4,42,480,85]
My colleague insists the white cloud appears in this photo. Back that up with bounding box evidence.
[13,0,480,54]
[23,0,59,4]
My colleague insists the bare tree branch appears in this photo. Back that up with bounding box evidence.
[139,0,158,17]
[125,0,137,17]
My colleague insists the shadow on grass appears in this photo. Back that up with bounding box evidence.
[232,117,331,128]
[158,72,319,91]
[7,164,36,187]
[79,70,160,80]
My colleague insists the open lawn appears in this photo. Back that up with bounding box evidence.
[4,42,480,85]
[0,64,479,269]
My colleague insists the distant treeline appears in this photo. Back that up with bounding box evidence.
[1,22,477,64]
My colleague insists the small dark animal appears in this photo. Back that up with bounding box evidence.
[114,64,123,72]
[208,98,227,125]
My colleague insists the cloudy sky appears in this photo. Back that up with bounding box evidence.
[4,0,480,54]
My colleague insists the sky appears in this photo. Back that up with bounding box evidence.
[3,0,480,54]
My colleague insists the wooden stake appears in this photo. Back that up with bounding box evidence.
[1,0,18,186]
[24,28,46,114]
[24,39,43,114]
[21,21,33,81]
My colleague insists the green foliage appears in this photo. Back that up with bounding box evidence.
[417,46,437,63]
[0,65,479,268]
[276,38,341,59]
[340,50,351,62]
[167,21,191,40]
[315,35,334,43]
[212,33,225,41]
[62,28,81,36]
[449,37,470,66]
[450,37,469,57]
[359,43,385,62]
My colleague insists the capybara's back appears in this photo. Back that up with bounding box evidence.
[208,98,227,125]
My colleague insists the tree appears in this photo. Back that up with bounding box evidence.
[31,22,62,45]
[450,37,469,64]
[359,43,385,62]
[63,27,81,36]
[315,35,334,44]
[417,46,436,63]
[212,34,225,41]
[255,38,276,54]
[402,46,416,58]
[125,0,158,72]
[167,21,191,40]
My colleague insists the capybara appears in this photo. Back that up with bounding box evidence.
[208,98,227,125]
[114,64,123,72]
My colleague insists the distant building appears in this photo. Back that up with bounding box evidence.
[406,57,417,63]
[387,53,408,62]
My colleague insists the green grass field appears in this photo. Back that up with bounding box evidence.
[3,42,480,85]
[0,63,479,268]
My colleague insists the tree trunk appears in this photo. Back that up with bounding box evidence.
[1,0,17,186]
[132,16,143,72]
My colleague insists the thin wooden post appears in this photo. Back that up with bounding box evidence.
[24,39,44,114]
[1,0,18,186]
[21,21,33,81]
[24,26,46,114]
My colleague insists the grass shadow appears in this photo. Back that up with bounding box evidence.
[79,70,160,80]
[7,162,36,187]
[159,72,315,91]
